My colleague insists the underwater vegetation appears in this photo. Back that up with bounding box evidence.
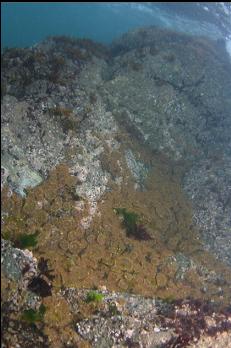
[37,257,55,282]
[160,298,231,347]
[21,304,46,325]
[15,231,39,249]
[85,291,104,303]
[28,277,52,298]
[2,228,39,250]
[114,208,152,240]
[1,35,110,100]
[27,258,55,298]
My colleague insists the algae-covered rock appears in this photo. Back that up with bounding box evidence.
[1,25,231,347]
[62,288,231,348]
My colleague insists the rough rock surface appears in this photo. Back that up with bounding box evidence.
[1,27,231,347]
[105,27,231,265]
[64,288,231,348]
[1,240,47,347]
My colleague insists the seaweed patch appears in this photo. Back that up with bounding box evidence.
[27,258,55,298]
[114,207,152,240]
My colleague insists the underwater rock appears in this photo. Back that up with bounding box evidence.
[1,239,37,282]
[183,158,231,266]
[1,25,231,347]
[62,288,231,348]
[124,149,149,190]
[106,27,231,265]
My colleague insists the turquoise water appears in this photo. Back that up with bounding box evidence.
[1,3,163,48]
[2,3,230,49]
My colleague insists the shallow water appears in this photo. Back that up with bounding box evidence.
[1,3,231,47]
[1,3,231,348]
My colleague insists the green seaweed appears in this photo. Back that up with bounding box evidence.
[114,208,139,235]
[21,304,46,324]
[85,291,104,303]
[114,208,152,240]
[2,227,39,249]
[16,231,39,249]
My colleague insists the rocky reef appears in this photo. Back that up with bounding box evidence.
[1,27,231,347]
